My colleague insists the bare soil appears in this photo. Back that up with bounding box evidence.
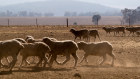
[0,25,140,79]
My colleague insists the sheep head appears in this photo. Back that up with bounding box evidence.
[70,28,75,33]
[42,37,52,45]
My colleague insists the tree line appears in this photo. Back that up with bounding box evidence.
[0,10,54,17]
[121,6,140,26]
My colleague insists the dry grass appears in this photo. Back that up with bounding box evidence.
[0,25,140,79]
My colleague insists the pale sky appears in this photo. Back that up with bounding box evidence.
[0,0,139,9]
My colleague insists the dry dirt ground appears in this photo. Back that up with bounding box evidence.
[0,25,140,79]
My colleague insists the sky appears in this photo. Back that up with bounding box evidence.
[0,0,139,9]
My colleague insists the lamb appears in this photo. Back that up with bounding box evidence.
[88,30,101,42]
[70,28,89,41]
[0,39,24,71]
[42,37,78,68]
[77,41,115,66]
[19,42,51,69]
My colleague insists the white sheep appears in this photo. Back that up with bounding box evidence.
[0,39,24,71]
[25,35,41,43]
[77,41,115,66]
[25,35,36,43]
[19,42,51,69]
[1,38,27,66]
[24,35,42,64]
[15,38,27,43]
[42,37,78,68]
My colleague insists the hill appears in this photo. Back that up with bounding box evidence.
[0,0,121,16]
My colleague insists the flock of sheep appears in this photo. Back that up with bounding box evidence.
[0,27,118,72]
[103,26,140,36]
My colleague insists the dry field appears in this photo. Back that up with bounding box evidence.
[0,25,140,79]
[0,16,123,25]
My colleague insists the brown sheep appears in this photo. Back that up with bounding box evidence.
[102,27,115,36]
[126,27,140,36]
[88,29,101,42]
[70,28,89,41]
[113,27,125,36]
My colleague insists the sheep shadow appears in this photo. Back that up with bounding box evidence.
[0,66,72,75]
[80,64,113,68]
[13,66,72,72]
[0,71,12,75]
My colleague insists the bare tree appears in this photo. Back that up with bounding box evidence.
[92,14,101,26]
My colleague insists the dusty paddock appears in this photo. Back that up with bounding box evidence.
[0,25,140,79]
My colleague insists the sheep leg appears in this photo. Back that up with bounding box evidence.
[0,57,2,68]
[9,56,17,71]
[25,59,31,65]
[97,35,101,41]
[128,32,132,36]
[43,56,49,67]
[29,56,35,64]
[6,57,10,64]
[54,56,62,65]
[0,57,10,67]
[71,53,78,67]
[60,54,70,65]
[36,57,43,67]
[79,54,88,64]
[42,53,49,67]
[0,58,5,67]
[108,53,116,66]
[19,56,27,69]
[48,55,57,67]
[99,55,106,66]
[74,36,77,41]
[94,36,96,42]
[85,57,88,64]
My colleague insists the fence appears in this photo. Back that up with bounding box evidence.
[0,16,132,26]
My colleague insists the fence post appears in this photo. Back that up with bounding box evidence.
[36,18,38,27]
[66,18,68,27]
[8,18,9,27]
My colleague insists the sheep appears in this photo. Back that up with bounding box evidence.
[1,38,27,65]
[25,35,43,64]
[25,35,36,43]
[19,42,51,69]
[113,27,125,36]
[102,27,115,36]
[15,38,27,43]
[0,39,24,71]
[70,28,89,41]
[77,41,115,66]
[136,31,140,37]
[126,27,140,36]
[25,35,42,43]
[88,29,101,42]
[42,37,78,68]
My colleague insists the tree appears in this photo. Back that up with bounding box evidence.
[92,14,101,26]
[121,7,140,26]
